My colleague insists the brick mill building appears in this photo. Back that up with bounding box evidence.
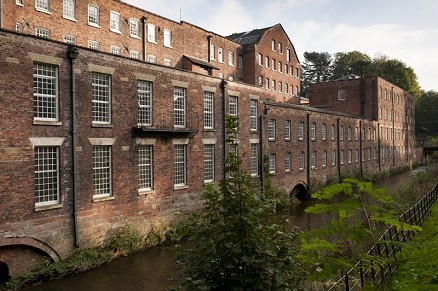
[0,0,417,279]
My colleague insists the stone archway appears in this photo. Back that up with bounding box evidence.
[291,183,309,201]
[0,237,61,263]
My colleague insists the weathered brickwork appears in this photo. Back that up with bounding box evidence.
[0,0,417,279]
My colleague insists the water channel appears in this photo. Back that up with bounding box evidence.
[28,165,435,291]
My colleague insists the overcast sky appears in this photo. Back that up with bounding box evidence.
[124,0,438,92]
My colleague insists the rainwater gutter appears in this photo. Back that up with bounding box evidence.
[141,16,147,61]
[220,79,227,180]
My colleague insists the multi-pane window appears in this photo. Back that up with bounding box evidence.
[36,0,49,12]
[287,48,291,62]
[174,87,186,128]
[250,100,257,131]
[88,40,99,50]
[362,149,366,162]
[34,146,59,205]
[148,55,157,63]
[258,75,263,86]
[368,148,371,161]
[272,80,276,91]
[164,59,172,66]
[88,5,99,26]
[210,45,215,60]
[33,63,58,121]
[229,96,238,116]
[36,28,50,38]
[258,53,262,65]
[265,78,270,90]
[111,46,120,55]
[355,127,359,140]
[330,125,335,140]
[347,127,352,140]
[348,149,352,164]
[269,154,276,174]
[238,55,243,69]
[285,83,288,94]
[310,122,316,140]
[110,11,121,33]
[268,120,276,140]
[284,120,291,140]
[272,59,276,71]
[63,0,75,19]
[265,56,269,68]
[16,0,23,5]
[63,35,76,44]
[278,42,283,53]
[310,151,316,169]
[279,82,282,93]
[130,19,139,37]
[15,23,23,32]
[332,150,336,166]
[130,51,140,59]
[284,153,291,173]
[204,91,214,129]
[92,73,111,124]
[322,150,327,167]
[228,51,234,66]
[147,24,156,42]
[356,149,359,163]
[278,61,282,72]
[250,143,259,176]
[298,122,304,140]
[218,48,224,63]
[137,80,152,126]
[338,90,347,101]
[340,150,344,165]
[272,39,276,51]
[321,124,327,140]
[339,126,344,140]
[204,144,215,182]
[229,143,238,157]
[138,145,153,191]
[299,152,305,170]
[164,29,172,47]
[93,146,112,198]
[174,145,186,187]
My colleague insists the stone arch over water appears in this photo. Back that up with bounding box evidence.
[291,183,309,201]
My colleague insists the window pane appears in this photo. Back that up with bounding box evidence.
[34,146,59,205]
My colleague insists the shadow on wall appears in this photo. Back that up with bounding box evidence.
[0,261,10,283]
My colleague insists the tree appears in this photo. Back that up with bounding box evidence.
[301,51,333,97]
[331,51,372,80]
[416,90,438,138]
[174,115,304,290]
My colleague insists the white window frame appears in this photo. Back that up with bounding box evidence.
[310,122,316,140]
[204,91,214,129]
[130,51,140,59]
[16,0,24,6]
[228,51,234,66]
[299,152,305,170]
[137,80,152,126]
[284,152,291,173]
[338,90,346,101]
[88,40,100,50]
[322,150,327,167]
[284,120,291,140]
[250,143,259,176]
[210,44,215,60]
[250,99,258,131]
[34,146,60,206]
[164,59,172,66]
[268,119,276,141]
[174,144,187,187]
[321,124,327,140]
[92,73,111,124]
[63,0,75,20]
[298,122,304,140]
[130,18,140,38]
[164,29,172,48]
[310,151,316,169]
[265,78,270,90]
[347,126,352,141]
[348,149,352,164]
[332,150,336,166]
[229,96,238,116]
[340,125,344,141]
[238,55,243,69]
[110,11,121,33]
[92,146,112,198]
[88,4,100,27]
[218,48,224,63]
[204,144,215,183]
[33,63,58,121]
[147,23,156,43]
[265,56,269,68]
[258,53,262,66]
[271,39,276,51]
[111,45,120,55]
[174,87,186,128]
[63,34,76,44]
[269,153,276,174]
[340,150,344,165]
[35,0,50,13]
[36,28,50,38]
[148,55,157,63]
[16,23,23,32]
[138,145,153,191]
[287,48,291,62]
[330,125,335,140]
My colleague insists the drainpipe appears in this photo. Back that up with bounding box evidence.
[377,123,381,172]
[67,46,80,248]
[207,35,212,63]
[141,16,147,61]
[306,112,311,191]
[259,104,270,192]
[0,0,3,29]
[336,118,341,181]
[360,72,365,117]
[220,79,227,180]
[359,120,363,178]
[391,87,395,166]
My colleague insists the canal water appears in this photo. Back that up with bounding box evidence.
[27,165,435,291]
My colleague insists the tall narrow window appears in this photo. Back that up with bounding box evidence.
[268,120,276,141]
[299,152,305,170]
[34,146,59,205]
[36,0,49,12]
[265,56,269,68]
[204,144,215,183]
[164,29,172,47]
[33,63,58,121]
[88,5,99,26]
[332,150,336,166]
[92,73,111,124]
[310,151,316,169]
[204,91,214,129]
[271,39,276,51]
[138,145,153,191]
[250,99,258,131]
[130,51,140,59]
[347,126,352,140]
[218,48,224,63]
[147,24,156,43]
[348,149,352,164]
[210,44,215,60]
[238,55,243,69]
[284,153,291,173]
[173,87,186,128]
[93,146,112,198]
[88,40,99,50]
[63,0,75,19]
[310,122,316,140]
[258,53,262,65]
[111,46,120,55]
[321,124,327,140]
[174,145,186,187]
[287,48,291,62]
[110,11,121,33]
[340,150,344,165]
[269,154,276,174]
[130,19,139,38]
[339,125,344,141]
[298,122,304,140]
[228,51,234,66]
[137,80,152,126]
[284,120,291,140]
[15,23,23,32]
[330,125,335,140]
[250,143,259,176]
[229,96,237,116]
[322,150,327,167]
[258,76,263,86]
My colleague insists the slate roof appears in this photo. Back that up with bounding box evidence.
[183,55,219,70]
[227,26,273,45]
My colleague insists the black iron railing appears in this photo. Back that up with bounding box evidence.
[327,183,438,290]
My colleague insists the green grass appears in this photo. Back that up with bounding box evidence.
[387,202,438,290]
